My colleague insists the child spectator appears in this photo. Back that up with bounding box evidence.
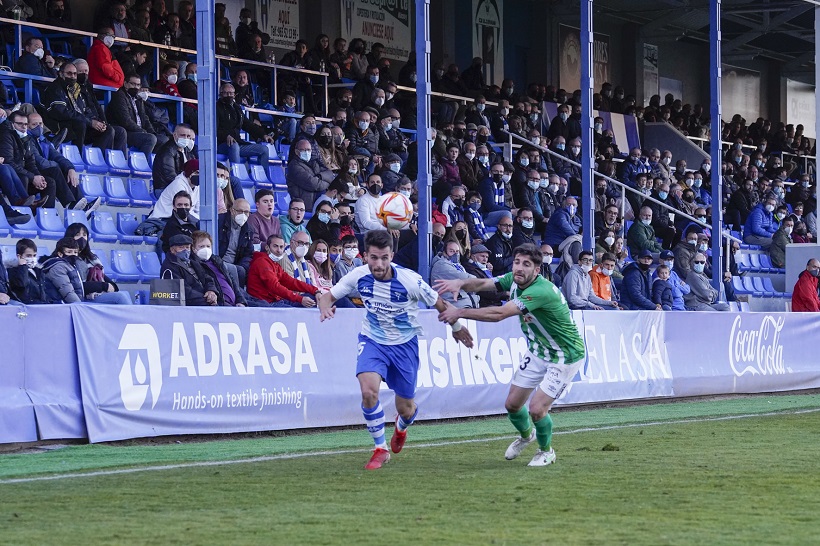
[7,239,48,304]
[652,264,674,310]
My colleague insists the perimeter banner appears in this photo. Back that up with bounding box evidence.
[558,24,610,92]
[340,0,412,61]
[63,307,820,444]
[258,0,301,50]
[0,306,38,443]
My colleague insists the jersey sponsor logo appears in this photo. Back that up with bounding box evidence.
[728,315,787,377]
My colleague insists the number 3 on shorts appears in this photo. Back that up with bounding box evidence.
[357,342,366,356]
[520,356,531,370]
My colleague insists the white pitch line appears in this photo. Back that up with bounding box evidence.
[2,407,819,485]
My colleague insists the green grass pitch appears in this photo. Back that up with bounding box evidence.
[2,395,819,545]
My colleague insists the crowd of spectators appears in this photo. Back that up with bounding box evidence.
[1,0,818,311]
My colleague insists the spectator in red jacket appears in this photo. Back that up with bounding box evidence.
[87,27,125,88]
[154,63,181,97]
[791,258,820,312]
[246,234,320,307]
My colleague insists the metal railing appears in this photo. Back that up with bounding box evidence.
[503,130,740,274]
[688,134,816,175]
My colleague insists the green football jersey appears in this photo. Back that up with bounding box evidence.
[495,272,585,364]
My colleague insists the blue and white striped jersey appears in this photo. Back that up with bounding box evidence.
[330,264,440,345]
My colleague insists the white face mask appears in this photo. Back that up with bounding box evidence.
[501,174,511,183]
[465,153,475,161]
[785,226,793,235]
[693,263,705,273]
[167,74,178,84]
[602,267,614,277]
[34,48,45,59]
[581,264,593,273]
[233,213,248,226]
[24,256,37,268]
[313,251,327,264]
[641,218,651,226]
[218,177,229,190]
[137,91,149,101]
[662,157,671,166]
[269,252,283,261]
[293,245,308,258]
[344,248,358,260]
[103,35,115,48]
[299,150,311,161]
[196,247,212,261]
[604,236,614,246]
[176,137,194,151]
[687,239,698,247]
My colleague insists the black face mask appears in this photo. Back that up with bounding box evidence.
[492,173,503,183]
[221,97,234,105]
[455,229,466,239]
[189,175,200,186]
[432,235,443,248]
[452,198,464,207]
[317,135,332,147]
[638,262,651,272]
[65,255,77,266]
[175,208,189,221]
[369,184,382,195]
[76,73,88,85]
[339,215,351,226]
[127,87,139,97]
[454,128,465,139]
[76,237,87,251]
[477,135,488,145]
[595,187,606,195]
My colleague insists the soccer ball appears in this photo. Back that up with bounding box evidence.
[377,192,413,230]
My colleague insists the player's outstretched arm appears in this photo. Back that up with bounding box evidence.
[433,277,496,300]
[439,300,522,324]
[318,291,338,322]
[433,297,474,348]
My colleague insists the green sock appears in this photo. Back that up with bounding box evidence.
[533,414,553,450]
[507,406,533,439]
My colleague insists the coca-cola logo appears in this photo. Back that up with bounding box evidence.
[728,315,787,377]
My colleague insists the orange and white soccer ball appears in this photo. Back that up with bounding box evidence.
[377,192,413,230]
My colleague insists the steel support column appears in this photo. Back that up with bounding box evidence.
[709,0,724,292]
[416,0,432,281]
[580,0,595,250]
[196,0,219,250]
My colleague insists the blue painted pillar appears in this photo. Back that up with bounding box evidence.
[416,0,432,281]
[196,0,219,251]
[580,0,594,250]
[710,0,723,292]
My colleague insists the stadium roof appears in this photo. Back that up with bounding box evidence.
[592,0,816,78]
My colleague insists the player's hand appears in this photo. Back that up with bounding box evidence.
[453,328,473,348]
[433,279,463,300]
[437,306,461,325]
[319,304,336,321]
[302,296,317,308]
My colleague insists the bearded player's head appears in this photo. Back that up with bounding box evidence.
[364,230,394,280]
[511,243,542,288]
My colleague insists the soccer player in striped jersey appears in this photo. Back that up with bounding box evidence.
[319,230,474,470]
[435,243,585,467]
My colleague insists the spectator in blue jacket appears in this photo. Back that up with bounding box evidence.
[620,249,661,310]
[544,195,581,251]
[13,37,57,91]
[621,147,650,187]
[477,162,512,227]
[743,195,778,249]
[651,264,674,310]
[653,250,689,310]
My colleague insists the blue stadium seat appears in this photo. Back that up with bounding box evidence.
[251,164,273,188]
[274,191,290,214]
[242,187,257,212]
[279,143,290,160]
[268,164,286,188]
[36,208,65,239]
[232,163,254,188]
[90,211,120,243]
[266,143,279,161]
[83,147,109,174]
[106,149,132,176]
[735,252,752,273]
[9,207,40,237]
[127,178,154,207]
[758,254,784,274]
[116,213,144,244]
[92,248,115,281]
[64,208,90,230]
[0,244,16,265]
[129,151,152,177]
[104,176,132,206]
[732,276,751,296]
[216,153,229,164]
[0,208,12,236]
[751,276,773,298]
[110,250,142,282]
[149,153,156,167]
[748,253,769,273]
[742,276,763,298]
[136,251,161,278]
[80,174,107,203]
[762,277,790,298]
[61,144,87,171]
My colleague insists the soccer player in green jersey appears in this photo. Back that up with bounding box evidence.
[435,243,585,467]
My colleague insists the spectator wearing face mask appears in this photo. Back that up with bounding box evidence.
[87,27,124,88]
[792,258,820,312]
[377,153,409,193]
[512,207,537,248]
[464,191,490,243]
[106,73,157,158]
[279,231,315,286]
[590,252,621,308]
[684,253,729,311]
[769,217,794,269]
[463,244,505,307]
[457,141,485,191]
[160,234,219,306]
[160,190,198,254]
[621,148,650,188]
[288,116,325,167]
[352,65,380,111]
[440,184,467,228]
[190,230,246,307]
[287,139,335,210]
[430,240,479,309]
[726,178,757,230]
[6,239,48,304]
[218,199,254,286]
[246,235,318,307]
[14,37,56,91]
[544,196,581,252]
[743,195,778,248]
[620,250,661,310]
[42,237,85,304]
[306,201,342,244]
[333,235,364,304]
[477,162,512,225]
[672,227,700,281]
[561,250,616,310]
[485,214,514,274]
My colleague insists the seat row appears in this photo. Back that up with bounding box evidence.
[0,207,157,245]
[735,252,785,275]
[732,275,792,298]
